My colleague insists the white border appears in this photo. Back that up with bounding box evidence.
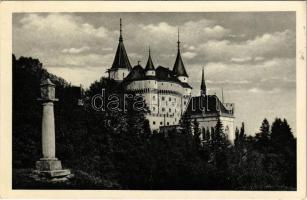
[0,1,306,199]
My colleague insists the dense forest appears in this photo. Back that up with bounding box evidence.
[13,55,296,190]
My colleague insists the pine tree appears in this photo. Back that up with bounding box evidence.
[201,127,206,140]
[205,127,210,142]
[234,127,240,147]
[180,115,192,135]
[193,119,200,136]
[215,118,225,146]
[193,119,201,146]
[255,118,270,151]
[239,122,246,142]
[271,118,295,150]
[210,127,215,145]
[142,119,151,138]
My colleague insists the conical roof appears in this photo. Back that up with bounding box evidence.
[173,29,188,77]
[201,67,206,91]
[111,18,132,70]
[145,47,155,71]
[173,49,188,77]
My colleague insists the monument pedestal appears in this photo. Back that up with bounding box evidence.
[35,158,71,178]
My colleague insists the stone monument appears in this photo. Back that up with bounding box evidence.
[34,78,71,181]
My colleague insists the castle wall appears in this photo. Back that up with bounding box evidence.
[125,79,191,131]
[109,68,130,81]
[193,115,235,144]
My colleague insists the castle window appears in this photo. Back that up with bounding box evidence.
[153,95,155,100]
[160,122,163,125]
[167,122,169,125]
[153,121,156,125]
[169,108,171,112]
[169,97,171,101]
[162,108,165,112]
[153,107,156,111]
[162,97,165,101]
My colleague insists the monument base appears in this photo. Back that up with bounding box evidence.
[32,170,73,183]
[34,158,72,181]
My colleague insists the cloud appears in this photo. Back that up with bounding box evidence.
[203,25,230,39]
[195,29,295,63]
[13,13,296,94]
[182,52,197,59]
[254,56,264,61]
[187,57,295,96]
[62,46,90,54]
[13,13,115,58]
[18,13,110,40]
[249,87,281,94]
[230,57,252,63]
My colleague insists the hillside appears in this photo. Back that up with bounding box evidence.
[12,55,296,190]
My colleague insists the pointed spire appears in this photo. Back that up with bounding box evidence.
[119,18,123,42]
[221,88,224,103]
[173,28,188,77]
[177,27,180,50]
[201,66,206,96]
[111,18,132,70]
[145,46,155,71]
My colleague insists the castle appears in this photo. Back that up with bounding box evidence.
[107,19,235,142]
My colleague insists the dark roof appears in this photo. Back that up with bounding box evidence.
[156,66,173,80]
[122,65,192,89]
[173,49,188,77]
[184,95,233,116]
[201,67,206,92]
[111,40,132,70]
[111,19,132,70]
[125,64,145,80]
[145,50,155,71]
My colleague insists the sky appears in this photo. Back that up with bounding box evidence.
[13,12,296,135]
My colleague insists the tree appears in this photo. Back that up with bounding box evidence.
[210,127,215,146]
[234,127,240,147]
[213,118,229,148]
[271,118,295,150]
[239,122,246,142]
[180,115,192,135]
[255,118,270,151]
[205,128,210,142]
[192,119,201,147]
[142,119,151,137]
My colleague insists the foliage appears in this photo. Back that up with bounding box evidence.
[12,55,297,190]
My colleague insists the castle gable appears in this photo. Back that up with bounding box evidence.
[185,95,234,117]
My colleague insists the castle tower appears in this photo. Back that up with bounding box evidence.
[200,67,206,96]
[145,47,156,77]
[108,18,132,81]
[173,28,188,83]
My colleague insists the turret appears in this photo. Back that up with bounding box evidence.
[108,18,131,81]
[200,66,206,96]
[145,47,156,76]
[173,28,188,83]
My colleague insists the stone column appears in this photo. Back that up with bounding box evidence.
[42,102,56,159]
[35,78,71,180]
